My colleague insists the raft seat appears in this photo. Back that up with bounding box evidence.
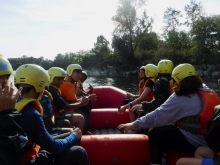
[81,134,151,165]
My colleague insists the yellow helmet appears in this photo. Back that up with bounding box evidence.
[157,59,174,74]
[14,64,49,93]
[66,64,82,76]
[145,64,158,78]
[48,67,66,83]
[172,63,196,83]
[0,54,13,76]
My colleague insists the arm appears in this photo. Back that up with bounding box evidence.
[118,87,152,114]
[63,97,89,110]
[21,107,78,155]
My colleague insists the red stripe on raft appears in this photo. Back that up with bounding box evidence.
[81,134,151,165]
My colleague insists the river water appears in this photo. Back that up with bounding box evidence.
[84,75,220,96]
[9,74,220,97]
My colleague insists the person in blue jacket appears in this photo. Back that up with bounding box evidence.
[14,64,89,165]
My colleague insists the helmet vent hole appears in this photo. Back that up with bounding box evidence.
[20,78,25,82]
[39,81,44,87]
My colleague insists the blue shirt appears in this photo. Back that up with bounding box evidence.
[48,86,68,111]
[17,98,78,155]
[40,94,54,118]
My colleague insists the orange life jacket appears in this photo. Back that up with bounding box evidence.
[177,89,220,135]
[139,79,154,101]
[43,90,53,101]
[16,98,43,165]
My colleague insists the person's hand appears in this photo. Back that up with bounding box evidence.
[0,81,22,111]
[118,105,127,114]
[87,83,94,94]
[130,104,142,112]
[71,127,82,139]
[118,122,135,133]
[81,96,89,106]
[88,94,97,101]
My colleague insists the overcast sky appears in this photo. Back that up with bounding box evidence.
[1,0,220,60]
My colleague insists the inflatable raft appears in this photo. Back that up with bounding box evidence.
[80,86,193,165]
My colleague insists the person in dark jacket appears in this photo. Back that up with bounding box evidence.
[0,80,27,165]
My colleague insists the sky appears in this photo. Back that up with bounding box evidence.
[1,0,220,60]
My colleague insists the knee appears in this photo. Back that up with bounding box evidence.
[71,146,89,159]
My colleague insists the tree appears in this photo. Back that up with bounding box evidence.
[184,0,204,27]
[112,0,153,69]
[163,7,182,33]
[191,15,220,64]
[92,35,111,59]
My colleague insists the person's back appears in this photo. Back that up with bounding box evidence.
[139,60,174,117]
[14,64,89,165]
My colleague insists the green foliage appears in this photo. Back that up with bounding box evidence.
[8,1,220,72]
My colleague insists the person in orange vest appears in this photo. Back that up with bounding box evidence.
[118,63,220,164]
[47,67,84,134]
[118,64,157,122]
[14,64,89,165]
[129,59,174,126]
[59,64,96,135]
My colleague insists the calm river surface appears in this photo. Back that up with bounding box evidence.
[84,75,220,96]
[10,74,220,97]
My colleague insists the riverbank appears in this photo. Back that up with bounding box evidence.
[87,64,220,78]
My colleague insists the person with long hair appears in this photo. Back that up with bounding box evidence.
[118,63,220,164]
[118,64,157,123]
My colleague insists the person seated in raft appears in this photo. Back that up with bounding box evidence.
[77,70,94,95]
[176,146,217,165]
[47,67,85,134]
[77,70,95,110]
[123,66,148,105]
[14,64,89,165]
[0,54,14,90]
[0,63,27,165]
[59,64,96,135]
[129,59,174,124]
[40,88,84,137]
[118,63,220,165]
[118,64,157,120]
[176,104,220,165]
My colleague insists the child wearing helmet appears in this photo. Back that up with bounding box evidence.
[59,64,96,134]
[0,54,13,89]
[45,67,84,133]
[130,59,174,127]
[118,64,157,122]
[118,63,220,164]
[14,64,89,165]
